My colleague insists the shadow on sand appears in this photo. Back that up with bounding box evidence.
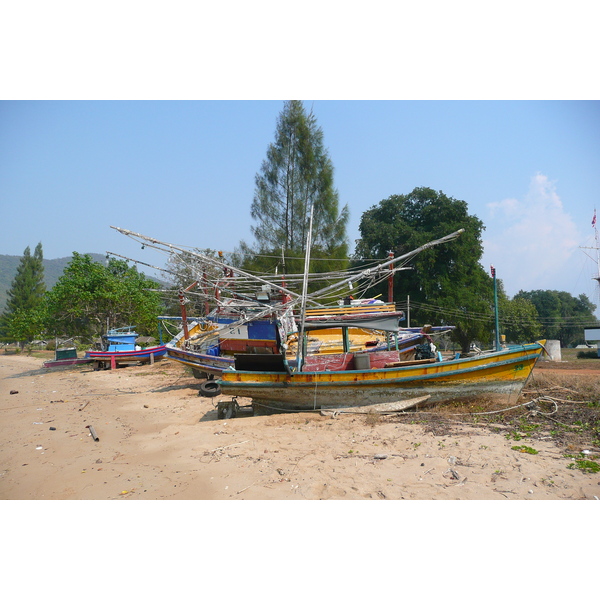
[5,367,54,379]
[198,396,256,422]
[148,381,202,394]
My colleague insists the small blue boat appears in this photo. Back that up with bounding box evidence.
[86,327,166,369]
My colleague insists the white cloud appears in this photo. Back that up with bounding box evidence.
[482,173,580,296]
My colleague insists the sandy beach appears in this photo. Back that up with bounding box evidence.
[2,352,599,501]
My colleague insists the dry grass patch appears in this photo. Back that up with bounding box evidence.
[387,371,600,450]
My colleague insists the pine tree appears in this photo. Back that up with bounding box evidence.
[242,101,349,275]
[1,243,46,344]
[5,243,46,314]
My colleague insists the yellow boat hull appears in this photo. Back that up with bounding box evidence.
[219,342,546,411]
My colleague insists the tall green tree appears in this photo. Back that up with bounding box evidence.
[514,289,599,347]
[0,243,46,345]
[43,253,163,341]
[4,243,46,314]
[238,101,349,278]
[354,187,493,353]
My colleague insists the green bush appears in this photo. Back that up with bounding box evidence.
[576,350,599,359]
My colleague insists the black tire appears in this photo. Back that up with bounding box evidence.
[199,380,221,398]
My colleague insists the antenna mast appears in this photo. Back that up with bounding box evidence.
[594,209,600,287]
[582,209,600,307]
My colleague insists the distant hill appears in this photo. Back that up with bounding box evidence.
[0,253,112,312]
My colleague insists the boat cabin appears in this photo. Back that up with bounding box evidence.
[103,328,139,352]
[55,347,78,360]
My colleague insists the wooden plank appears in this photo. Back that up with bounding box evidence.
[384,358,437,368]
[321,395,431,416]
[305,303,396,317]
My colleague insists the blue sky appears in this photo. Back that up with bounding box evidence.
[2,100,600,314]
[2,4,600,315]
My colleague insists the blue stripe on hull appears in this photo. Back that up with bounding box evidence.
[223,354,534,389]
[87,346,166,359]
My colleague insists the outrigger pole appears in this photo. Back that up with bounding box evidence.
[110,226,306,305]
[111,226,464,306]
[308,228,465,300]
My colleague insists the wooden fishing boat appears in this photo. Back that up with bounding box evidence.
[165,298,295,377]
[86,327,166,369]
[214,238,546,412]
[43,347,93,368]
[109,225,546,413]
[212,277,545,412]
[165,299,452,378]
[111,225,466,381]
[165,321,235,377]
[217,340,546,412]
[87,345,167,366]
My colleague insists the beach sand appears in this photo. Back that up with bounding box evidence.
[2,353,599,501]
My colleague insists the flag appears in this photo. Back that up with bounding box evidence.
[593,210,597,227]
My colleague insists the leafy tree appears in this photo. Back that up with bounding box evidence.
[43,253,163,341]
[441,267,495,354]
[514,289,599,347]
[354,187,494,353]
[497,284,543,343]
[4,306,47,347]
[0,243,46,345]
[238,101,349,281]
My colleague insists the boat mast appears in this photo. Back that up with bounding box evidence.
[296,205,314,372]
[593,210,600,291]
[178,281,198,340]
[387,250,394,303]
[491,265,501,351]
